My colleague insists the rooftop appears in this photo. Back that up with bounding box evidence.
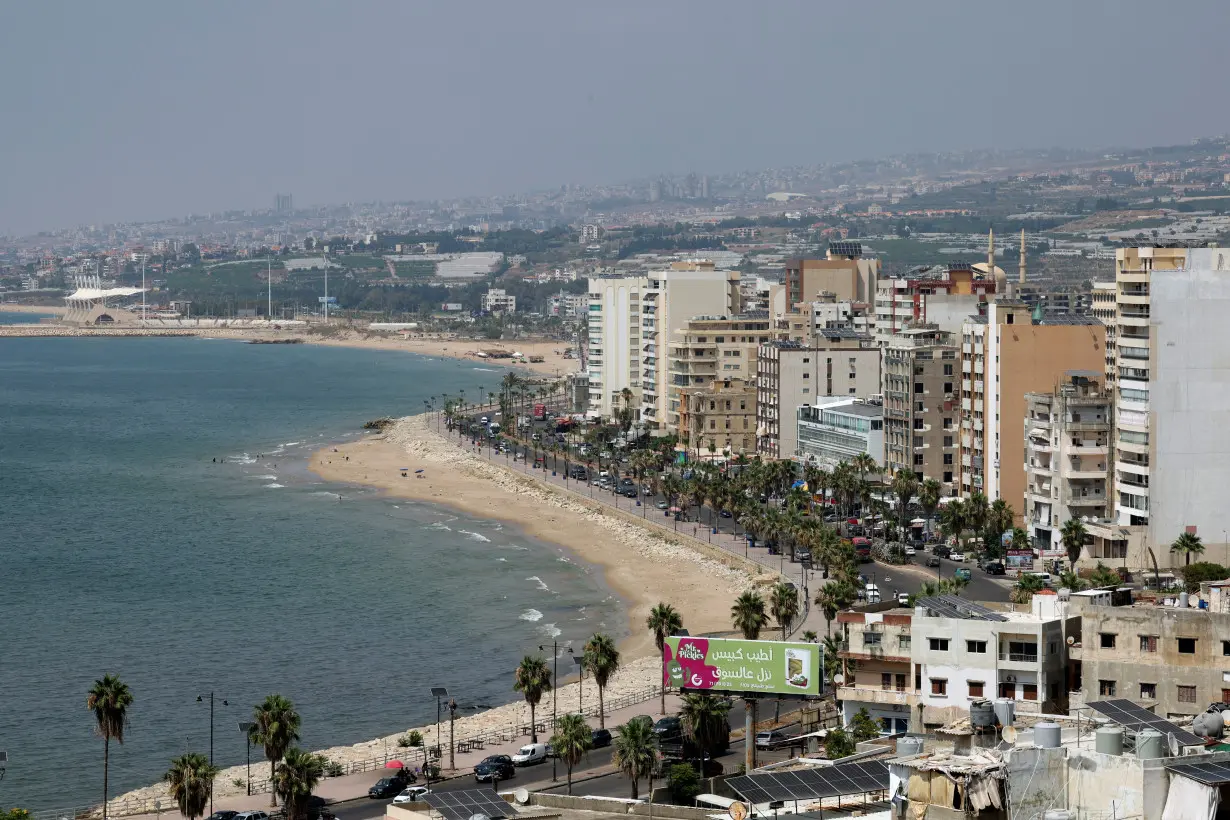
[801,401,883,420]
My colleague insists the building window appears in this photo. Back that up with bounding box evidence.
[1022,684,1038,701]
[967,640,987,654]
[944,417,953,429]
[913,418,924,430]
[1222,640,1230,656]
[968,681,985,697]
[1140,683,1156,699]
[863,632,882,647]
[944,364,953,376]
[1099,680,1117,697]
[931,678,948,696]
[914,454,924,466]
[944,382,953,394]
[929,638,950,651]
[1223,689,1230,704]
[944,453,954,465]
[915,383,923,394]
[1178,638,1197,654]
[944,471,953,482]
[1140,635,1158,653]
[1100,633,1116,649]
[944,435,953,447]
[899,635,911,650]
[881,672,893,690]
[1178,685,1197,703]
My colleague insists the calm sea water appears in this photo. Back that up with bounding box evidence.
[0,333,622,811]
[0,309,56,324]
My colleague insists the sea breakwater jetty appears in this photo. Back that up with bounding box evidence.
[0,325,198,338]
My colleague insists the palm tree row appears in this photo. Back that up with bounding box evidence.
[514,630,623,740]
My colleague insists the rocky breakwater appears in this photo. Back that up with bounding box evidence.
[0,325,197,338]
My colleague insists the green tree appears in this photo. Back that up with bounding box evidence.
[550,713,592,795]
[612,716,658,800]
[274,748,325,820]
[164,753,218,820]
[814,581,856,635]
[1088,562,1121,588]
[1172,532,1205,567]
[679,693,731,769]
[824,727,856,760]
[249,695,301,807]
[730,590,769,640]
[87,674,134,820]
[1012,573,1045,604]
[964,493,989,548]
[647,602,683,715]
[769,582,801,641]
[1,810,32,820]
[890,469,918,539]
[1061,518,1088,565]
[918,478,942,534]
[849,708,881,742]
[985,499,1014,551]
[1058,569,1086,591]
[513,655,552,742]
[1181,562,1230,594]
[667,762,702,803]
[583,633,621,729]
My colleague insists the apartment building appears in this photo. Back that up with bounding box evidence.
[777,296,875,344]
[873,263,996,344]
[639,261,741,432]
[881,325,960,493]
[911,594,1077,723]
[1090,281,1117,386]
[835,609,917,735]
[666,314,778,433]
[677,378,756,459]
[784,242,879,307]
[755,334,881,459]
[1070,593,1230,719]
[958,302,1106,521]
[480,287,516,314]
[797,398,885,469]
[586,274,648,417]
[1023,373,1113,558]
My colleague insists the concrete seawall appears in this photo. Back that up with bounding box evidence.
[0,325,200,338]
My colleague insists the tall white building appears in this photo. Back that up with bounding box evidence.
[586,275,648,418]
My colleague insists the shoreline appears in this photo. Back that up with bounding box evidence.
[109,414,755,812]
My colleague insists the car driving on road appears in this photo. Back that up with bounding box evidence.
[474,754,515,782]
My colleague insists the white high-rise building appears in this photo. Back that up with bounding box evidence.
[587,275,649,418]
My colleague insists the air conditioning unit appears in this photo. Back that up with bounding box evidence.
[1005,675,1017,683]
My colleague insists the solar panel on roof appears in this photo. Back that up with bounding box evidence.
[1167,761,1230,785]
[1087,699,1204,747]
[725,762,889,804]
[424,789,512,820]
[916,595,1008,622]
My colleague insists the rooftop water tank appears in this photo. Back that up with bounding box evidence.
[1034,722,1062,749]
[993,698,1016,728]
[971,699,996,728]
[1137,728,1166,759]
[896,736,924,756]
[1194,712,1225,738]
[1222,710,1230,729]
[1095,726,1124,756]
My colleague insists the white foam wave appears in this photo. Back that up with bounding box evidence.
[519,609,544,622]
[284,441,303,447]
[472,367,497,372]
[496,557,507,562]
[265,483,284,488]
[427,522,452,531]
[251,474,278,480]
[232,453,256,464]
[312,491,340,499]
[557,557,572,564]
[538,623,562,638]
[526,576,550,591]
[460,530,491,542]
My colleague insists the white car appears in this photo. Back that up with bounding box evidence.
[949,552,966,562]
[393,787,430,804]
[511,743,549,766]
[234,813,269,820]
[904,546,916,557]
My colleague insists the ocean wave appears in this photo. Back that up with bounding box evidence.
[472,367,497,372]
[460,530,491,542]
[538,622,562,639]
[526,576,550,591]
[265,483,284,489]
[311,491,340,499]
[496,557,507,562]
[251,474,278,480]
[284,441,303,447]
[519,609,544,622]
[557,556,572,564]
[231,453,256,464]
[426,522,452,531]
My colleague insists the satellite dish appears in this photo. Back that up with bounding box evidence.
[1002,726,1018,744]
[514,789,530,805]
[833,673,845,686]
[1067,636,1076,646]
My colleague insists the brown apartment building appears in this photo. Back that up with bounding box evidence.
[785,242,879,307]
[881,324,960,494]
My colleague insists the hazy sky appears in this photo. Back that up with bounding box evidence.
[2,0,1228,235]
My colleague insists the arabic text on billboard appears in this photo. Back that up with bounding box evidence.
[663,636,820,696]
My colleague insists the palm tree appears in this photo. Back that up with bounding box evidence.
[612,716,658,800]
[985,499,1015,553]
[647,603,683,715]
[679,693,731,770]
[583,633,621,729]
[87,674,134,820]
[918,478,942,535]
[513,655,552,742]
[814,581,855,635]
[273,748,325,820]
[890,469,918,540]
[730,590,769,640]
[1012,573,1045,604]
[1059,569,1086,591]
[249,694,301,807]
[164,753,218,820]
[1061,518,1089,565]
[769,582,800,641]
[551,713,592,795]
[1089,562,1121,588]
[938,498,965,547]
[964,493,989,548]
[1172,532,1205,567]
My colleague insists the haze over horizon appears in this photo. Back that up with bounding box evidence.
[2,0,1228,236]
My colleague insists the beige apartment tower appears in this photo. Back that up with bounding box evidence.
[881,324,960,494]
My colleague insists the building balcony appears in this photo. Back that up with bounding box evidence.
[835,685,919,708]
[1066,492,1106,507]
[998,652,1039,668]
[1070,443,1109,456]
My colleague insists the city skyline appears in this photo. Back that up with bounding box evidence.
[4,0,1230,236]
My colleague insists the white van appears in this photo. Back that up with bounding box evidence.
[1024,571,1052,587]
[511,743,548,766]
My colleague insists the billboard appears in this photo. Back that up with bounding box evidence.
[663,636,820,697]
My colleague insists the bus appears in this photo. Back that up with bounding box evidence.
[852,537,872,563]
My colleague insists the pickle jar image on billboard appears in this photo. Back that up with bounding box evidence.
[663,636,820,696]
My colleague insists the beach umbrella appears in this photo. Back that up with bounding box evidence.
[415,469,425,474]
[385,760,405,769]
[669,506,683,513]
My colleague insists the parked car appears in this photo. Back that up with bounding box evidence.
[904,546,916,558]
[896,592,911,606]
[954,568,972,582]
[653,716,682,740]
[233,813,269,820]
[755,729,790,750]
[656,501,670,510]
[474,755,515,782]
[512,743,549,766]
[949,552,966,562]
[591,729,613,748]
[983,561,1006,576]
[369,777,407,799]
[924,555,941,568]
[393,787,431,805]
[933,545,951,559]
[205,812,239,820]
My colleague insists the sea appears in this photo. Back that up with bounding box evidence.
[0,325,623,812]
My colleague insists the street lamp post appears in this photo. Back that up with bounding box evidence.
[448,699,457,772]
[540,642,574,781]
[429,687,448,786]
[239,722,255,795]
[573,654,585,717]
[196,693,228,815]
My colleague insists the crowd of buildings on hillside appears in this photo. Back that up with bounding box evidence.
[579,239,1230,578]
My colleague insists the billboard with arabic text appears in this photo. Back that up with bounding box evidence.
[663,636,820,696]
